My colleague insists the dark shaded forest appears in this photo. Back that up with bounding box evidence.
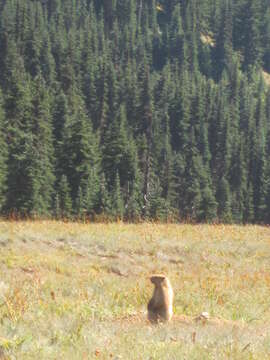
[0,0,270,222]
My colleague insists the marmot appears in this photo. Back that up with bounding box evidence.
[147,274,174,323]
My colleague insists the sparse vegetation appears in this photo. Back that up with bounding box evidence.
[0,222,270,359]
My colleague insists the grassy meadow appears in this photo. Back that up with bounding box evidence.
[0,222,270,359]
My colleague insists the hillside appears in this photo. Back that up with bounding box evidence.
[1,222,270,359]
[0,0,270,222]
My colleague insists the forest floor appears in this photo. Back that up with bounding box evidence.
[0,222,270,359]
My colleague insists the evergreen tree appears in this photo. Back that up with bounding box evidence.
[63,90,100,202]
[57,175,73,219]
[102,105,136,192]
[213,0,233,79]
[97,172,111,217]
[244,183,255,223]
[0,0,269,222]
[181,129,205,221]
[199,185,218,223]
[169,4,186,68]
[146,175,168,221]
[216,177,232,222]
[263,7,270,71]
[234,0,263,70]
[5,61,33,215]
[125,152,143,221]
[0,90,7,211]
[27,75,55,216]
[111,172,124,220]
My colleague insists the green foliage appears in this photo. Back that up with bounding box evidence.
[0,0,269,222]
[97,173,112,217]
[5,63,33,215]
[0,90,7,211]
[102,105,134,190]
[27,75,55,217]
[111,172,125,220]
[216,177,232,223]
[57,175,73,219]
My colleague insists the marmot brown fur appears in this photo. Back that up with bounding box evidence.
[147,274,173,323]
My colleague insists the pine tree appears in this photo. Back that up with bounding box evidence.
[63,90,100,203]
[185,0,199,73]
[199,185,217,223]
[213,0,233,79]
[146,175,168,221]
[76,168,100,219]
[97,172,111,218]
[27,74,55,217]
[154,72,177,216]
[209,80,232,185]
[244,183,255,223]
[263,7,270,71]
[229,141,247,223]
[40,32,56,84]
[102,105,137,194]
[106,60,120,123]
[181,129,203,221]
[125,150,143,221]
[216,177,232,223]
[0,90,7,211]
[124,60,140,133]
[5,60,33,215]
[137,64,154,216]
[252,88,268,221]
[82,57,99,130]
[0,0,269,223]
[234,0,263,70]
[57,175,73,219]
[24,31,41,78]
[111,172,124,220]
[169,4,186,68]
[75,186,85,220]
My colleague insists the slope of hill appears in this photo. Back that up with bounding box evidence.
[0,0,270,222]
[1,222,270,359]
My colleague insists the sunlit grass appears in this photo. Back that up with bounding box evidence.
[0,222,270,359]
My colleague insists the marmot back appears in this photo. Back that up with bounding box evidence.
[147,274,173,323]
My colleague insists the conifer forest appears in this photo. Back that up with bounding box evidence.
[0,0,270,223]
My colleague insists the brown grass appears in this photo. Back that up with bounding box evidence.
[262,70,270,86]
[0,222,270,359]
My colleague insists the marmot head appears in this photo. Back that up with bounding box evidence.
[150,274,168,286]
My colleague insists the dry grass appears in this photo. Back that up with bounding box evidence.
[262,70,270,86]
[200,33,215,47]
[0,222,270,359]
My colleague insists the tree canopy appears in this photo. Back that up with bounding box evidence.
[0,0,270,222]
